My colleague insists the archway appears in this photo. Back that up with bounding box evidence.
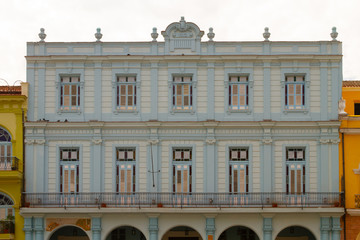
[162,226,203,240]
[49,226,89,240]
[275,226,316,240]
[0,193,15,234]
[106,226,146,240]
[218,226,259,240]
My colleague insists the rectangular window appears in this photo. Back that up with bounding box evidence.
[285,76,305,110]
[286,148,305,195]
[116,148,136,193]
[229,76,249,110]
[229,148,249,193]
[172,148,192,193]
[116,76,137,111]
[60,148,79,193]
[172,76,192,110]
[60,76,80,111]
[355,103,360,115]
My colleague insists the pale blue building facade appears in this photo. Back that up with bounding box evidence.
[22,18,343,240]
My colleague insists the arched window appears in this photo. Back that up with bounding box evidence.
[0,193,14,221]
[0,128,12,170]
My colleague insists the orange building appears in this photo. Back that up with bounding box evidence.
[340,81,360,240]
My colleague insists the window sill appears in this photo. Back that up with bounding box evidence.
[113,109,138,115]
[227,108,251,115]
[283,108,308,114]
[57,109,81,114]
[170,108,195,115]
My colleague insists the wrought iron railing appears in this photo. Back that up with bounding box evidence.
[0,157,19,171]
[0,220,15,234]
[22,192,341,208]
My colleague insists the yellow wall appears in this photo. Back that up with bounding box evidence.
[339,86,360,209]
[0,89,27,240]
[343,87,360,116]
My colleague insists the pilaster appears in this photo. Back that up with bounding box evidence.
[148,216,159,240]
[34,217,44,240]
[94,62,102,120]
[320,61,328,120]
[205,217,216,240]
[207,62,215,120]
[23,217,33,240]
[331,216,341,240]
[92,217,102,240]
[263,61,271,119]
[320,217,331,240]
[150,62,159,120]
[262,216,273,240]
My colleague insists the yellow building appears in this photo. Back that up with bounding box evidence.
[340,81,360,240]
[0,83,27,240]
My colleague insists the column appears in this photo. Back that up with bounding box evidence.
[34,216,44,240]
[205,217,216,240]
[262,216,273,240]
[320,217,331,240]
[148,216,159,240]
[23,217,33,240]
[332,216,341,240]
[92,217,102,240]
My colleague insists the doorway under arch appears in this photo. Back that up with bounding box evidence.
[105,226,146,240]
[162,226,203,240]
[49,226,89,240]
[218,226,259,240]
[275,226,316,240]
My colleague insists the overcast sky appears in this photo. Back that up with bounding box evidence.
[0,0,359,85]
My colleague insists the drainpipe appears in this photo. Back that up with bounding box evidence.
[22,109,25,206]
[342,132,346,240]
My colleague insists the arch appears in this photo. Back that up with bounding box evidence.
[161,225,203,240]
[218,225,259,240]
[275,225,316,240]
[0,192,14,205]
[105,225,146,240]
[0,127,11,142]
[48,225,90,240]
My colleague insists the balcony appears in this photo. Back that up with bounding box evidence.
[22,192,341,208]
[0,157,19,171]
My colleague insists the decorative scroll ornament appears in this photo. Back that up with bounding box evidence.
[39,28,46,42]
[148,139,160,145]
[263,27,270,41]
[262,138,272,144]
[95,28,102,42]
[92,138,103,145]
[151,27,158,42]
[331,27,338,41]
[173,16,193,38]
[36,139,46,145]
[206,138,216,145]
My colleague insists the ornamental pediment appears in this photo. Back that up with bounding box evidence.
[161,17,204,54]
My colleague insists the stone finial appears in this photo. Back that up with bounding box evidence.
[263,27,270,41]
[331,27,338,41]
[38,28,46,42]
[207,27,215,41]
[151,27,158,42]
[338,97,347,116]
[95,28,103,42]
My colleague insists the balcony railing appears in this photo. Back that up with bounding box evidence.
[0,220,15,234]
[22,192,342,208]
[0,157,19,171]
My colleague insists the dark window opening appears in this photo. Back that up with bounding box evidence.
[355,103,360,115]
